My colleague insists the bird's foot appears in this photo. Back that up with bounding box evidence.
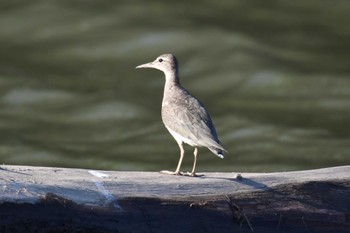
[160,170,204,177]
[183,172,204,177]
[160,170,183,176]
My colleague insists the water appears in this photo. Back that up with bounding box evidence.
[0,1,349,172]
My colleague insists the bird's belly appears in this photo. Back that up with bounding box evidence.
[165,126,196,146]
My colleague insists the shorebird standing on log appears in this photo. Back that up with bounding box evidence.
[136,54,226,176]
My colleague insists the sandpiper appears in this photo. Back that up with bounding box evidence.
[136,54,226,176]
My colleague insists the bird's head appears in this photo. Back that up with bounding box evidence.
[136,54,178,75]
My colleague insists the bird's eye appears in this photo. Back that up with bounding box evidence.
[158,58,163,62]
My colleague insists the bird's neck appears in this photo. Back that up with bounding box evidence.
[163,71,181,101]
[164,70,180,88]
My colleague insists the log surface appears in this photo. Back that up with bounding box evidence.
[0,165,349,233]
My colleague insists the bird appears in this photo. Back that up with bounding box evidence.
[136,54,226,176]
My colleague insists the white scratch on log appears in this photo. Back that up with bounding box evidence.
[88,170,109,178]
[88,170,124,212]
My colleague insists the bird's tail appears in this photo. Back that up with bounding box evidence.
[208,147,225,159]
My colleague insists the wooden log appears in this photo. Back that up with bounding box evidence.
[0,165,349,233]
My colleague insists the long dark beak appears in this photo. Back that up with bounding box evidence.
[135,61,155,69]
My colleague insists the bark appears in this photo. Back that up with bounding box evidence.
[0,165,349,232]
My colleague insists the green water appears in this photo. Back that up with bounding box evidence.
[0,1,349,172]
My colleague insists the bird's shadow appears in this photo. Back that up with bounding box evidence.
[194,173,269,190]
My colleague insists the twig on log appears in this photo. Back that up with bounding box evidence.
[224,194,254,232]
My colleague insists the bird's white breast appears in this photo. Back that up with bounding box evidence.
[162,101,169,107]
[165,126,196,146]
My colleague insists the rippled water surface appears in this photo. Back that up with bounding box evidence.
[0,1,350,172]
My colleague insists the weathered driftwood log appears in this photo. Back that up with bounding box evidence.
[0,165,349,233]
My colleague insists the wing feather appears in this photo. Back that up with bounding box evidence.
[162,95,224,151]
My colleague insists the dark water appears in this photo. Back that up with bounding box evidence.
[0,1,350,172]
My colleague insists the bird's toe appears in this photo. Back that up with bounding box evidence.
[160,170,182,176]
[183,172,203,177]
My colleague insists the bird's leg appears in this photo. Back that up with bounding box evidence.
[184,147,203,177]
[160,141,184,175]
[174,142,185,174]
[186,147,198,177]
